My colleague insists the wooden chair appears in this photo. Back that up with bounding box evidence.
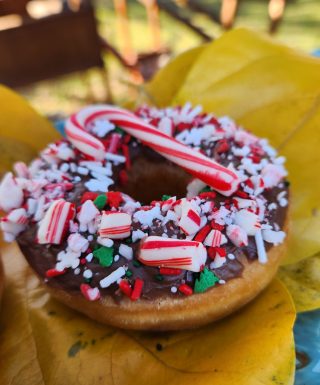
[0,0,112,100]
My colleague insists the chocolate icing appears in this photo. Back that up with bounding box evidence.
[17,139,288,301]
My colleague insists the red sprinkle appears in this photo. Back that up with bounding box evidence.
[80,192,99,204]
[45,269,66,278]
[119,279,132,297]
[121,144,131,170]
[107,191,123,208]
[178,284,193,296]
[80,258,86,265]
[194,225,211,242]
[131,278,144,301]
[159,267,182,275]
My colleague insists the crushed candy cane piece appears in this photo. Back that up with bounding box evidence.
[99,211,132,239]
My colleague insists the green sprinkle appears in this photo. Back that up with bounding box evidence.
[114,126,124,135]
[94,194,107,210]
[200,186,211,193]
[93,247,113,267]
[84,278,92,283]
[133,260,142,267]
[125,269,133,278]
[155,274,164,281]
[161,194,171,201]
[194,268,219,293]
[125,237,132,244]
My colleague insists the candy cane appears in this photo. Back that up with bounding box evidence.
[99,211,132,239]
[37,199,75,244]
[66,105,240,196]
[138,236,207,272]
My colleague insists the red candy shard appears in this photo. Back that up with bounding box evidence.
[80,283,101,301]
[80,192,99,204]
[107,191,123,208]
[193,224,211,243]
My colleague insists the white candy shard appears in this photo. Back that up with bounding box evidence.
[67,233,89,253]
[210,254,227,269]
[234,209,261,236]
[0,172,24,212]
[226,224,248,247]
[99,211,132,239]
[77,199,100,225]
[261,164,287,188]
[138,236,207,272]
[204,229,227,247]
[37,199,75,244]
[262,229,286,245]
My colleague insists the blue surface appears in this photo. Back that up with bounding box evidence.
[53,118,320,384]
[294,310,320,384]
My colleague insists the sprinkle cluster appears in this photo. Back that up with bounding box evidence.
[0,103,288,302]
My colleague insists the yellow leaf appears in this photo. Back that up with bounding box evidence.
[278,253,320,313]
[0,242,296,385]
[146,28,320,265]
[145,45,205,107]
[0,84,59,154]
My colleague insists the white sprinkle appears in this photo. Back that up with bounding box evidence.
[255,230,268,264]
[74,268,81,275]
[100,266,126,288]
[73,176,81,182]
[77,166,89,175]
[83,269,93,279]
[60,163,69,172]
[228,253,235,260]
[105,153,126,164]
[87,235,94,241]
[219,280,226,285]
[171,286,178,293]
[119,244,133,260]
[114,254,120,262]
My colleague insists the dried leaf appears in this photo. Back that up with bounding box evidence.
[0,242,296,385]
[146,28,320,265]
[278,253,320,313]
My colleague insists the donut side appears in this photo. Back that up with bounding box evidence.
[40,231,287,330]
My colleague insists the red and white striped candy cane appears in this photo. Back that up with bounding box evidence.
[66,105,240,196]
[138,236,207,272]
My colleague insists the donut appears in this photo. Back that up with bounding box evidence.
[0,103,289,330]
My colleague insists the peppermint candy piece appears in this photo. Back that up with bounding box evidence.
[37,199,75,244]
[1,208,28,240]
[138,236,207,272]
[77,199,100,225]
[233,209,261,236]
[0,172,24,212]
[80,284,101,301]
[262,229,286,245]
[99,211,132,239]
[204,229,227,247]
[226,224,248,247]
[178,202,201,235]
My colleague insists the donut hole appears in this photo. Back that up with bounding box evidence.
[120,156,191,203]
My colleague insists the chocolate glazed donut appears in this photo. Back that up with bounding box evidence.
[0,104,289,330]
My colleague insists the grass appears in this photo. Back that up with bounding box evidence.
[18,0,320,116]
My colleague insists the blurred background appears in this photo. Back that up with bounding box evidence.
[0,0,319,116]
